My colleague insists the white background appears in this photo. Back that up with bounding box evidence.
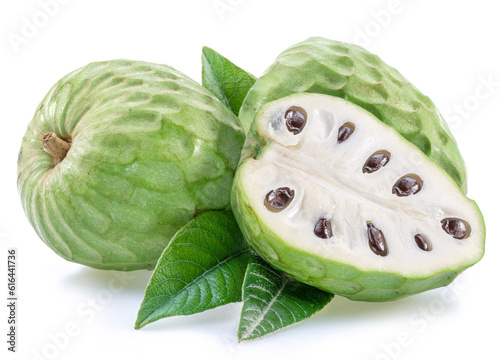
[1,1,499,359]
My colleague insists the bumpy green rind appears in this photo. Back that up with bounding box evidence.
[18,60,245,270]
[231,157,485,301]
[239,37,467,191]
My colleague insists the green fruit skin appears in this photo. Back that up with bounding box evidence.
[18,60,245,271]
[239,37,467,192]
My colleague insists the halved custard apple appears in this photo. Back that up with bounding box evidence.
[232,93,485,301]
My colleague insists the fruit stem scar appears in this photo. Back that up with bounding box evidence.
[42,132,71,166]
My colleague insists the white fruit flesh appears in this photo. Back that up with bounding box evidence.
[240,94,484,277]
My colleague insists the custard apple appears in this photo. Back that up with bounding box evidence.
[17,60,244,270]
[232,38,485,301]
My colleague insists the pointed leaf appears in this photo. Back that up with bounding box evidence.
[238,257,334,341]
[135,211,252,329]
[202,46,256,116]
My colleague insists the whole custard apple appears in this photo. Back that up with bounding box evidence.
[232,38,485,301]
[18,60,245,271]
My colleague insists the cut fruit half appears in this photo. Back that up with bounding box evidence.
[232,93,485,301]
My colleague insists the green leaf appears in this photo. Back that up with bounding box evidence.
[135,211,252,329]
[238,257,334,341]
[202,46,256,116]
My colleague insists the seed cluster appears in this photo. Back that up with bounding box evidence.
[262,107,473,257]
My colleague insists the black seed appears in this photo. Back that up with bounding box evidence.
[392,174,422,196]
[363,151,391,173]
[285,107,307,134]
[314,218,333,239]
[441,218,470,239]
[414,234,431,251]
[367,222,388,256]
[264,187,295,212]
[337,122,355,143]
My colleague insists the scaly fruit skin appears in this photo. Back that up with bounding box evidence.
[232,94,485,302]
[239,37,467,192]
[18,60,244,271]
